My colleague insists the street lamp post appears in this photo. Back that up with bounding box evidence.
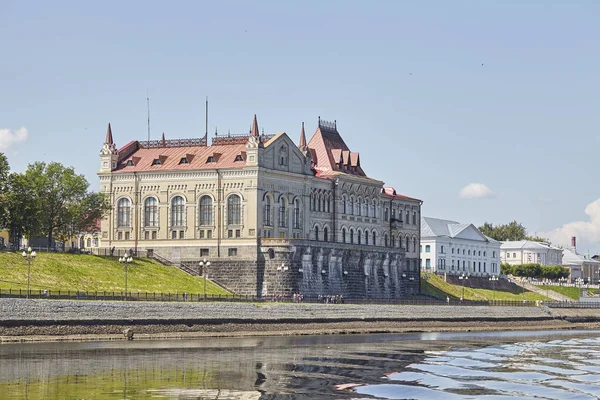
[199,258,211,299]
[459,273,468,301]
[489,275,498,302]
[119,254,133,300]
[22,247,37,299]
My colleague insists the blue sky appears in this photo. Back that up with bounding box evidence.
[1,1,600,252]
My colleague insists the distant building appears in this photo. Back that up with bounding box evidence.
[500,240,563,266]
[420,217,501,277]
[562,237,600,284]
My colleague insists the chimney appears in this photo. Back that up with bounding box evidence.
[571,236,576,250]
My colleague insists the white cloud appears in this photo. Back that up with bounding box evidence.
[459,183,494,199]
[0,127,28,150]
[540,198,600,248]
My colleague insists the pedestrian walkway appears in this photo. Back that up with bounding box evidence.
[512,279,572,302]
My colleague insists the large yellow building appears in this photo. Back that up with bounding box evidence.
[98,116,422,298]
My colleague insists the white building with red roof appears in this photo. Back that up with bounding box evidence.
[98,116,422,298]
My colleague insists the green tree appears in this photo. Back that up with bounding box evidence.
[3,172,39,247]
[24,162,110,248]
[478,220,548,242]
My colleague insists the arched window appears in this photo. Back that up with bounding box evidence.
[358,230,362,245]
[406,236,409,251]
[342,228,346,243]
[391,208,396,221]
[342,196,347,214]
[279,197,287,228]
[324,227,329,242]
[364,201,369,217]
[117,198,131,227]
[199,196,213,226]
[322,196,327,212]
[227,195,241,225]
[311,193,316,211]
[350,228,354,244]
[391,234,395,248]
[384,208,389,222]
[144,197,157,227]
[264,196,272,226]
[372,231,376,246]
[171,196,185,226]
[357,198,362,216]
[293,199,301,229]
[384,234,388,247]
[314,225,319,241]
[425,245,431,252]
[349,197,354,215]
[327,197,331,213]
[317,194,322,212]
[413,237,417,252]
[86,238,91,248]
[365,230,369,245]
[372,200,377,218]
[413,211,417,225]
[406,210,410,225]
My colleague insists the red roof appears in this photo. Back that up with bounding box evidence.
[307,122,367,177]
[113,142,247,172]
[382,187,422,202]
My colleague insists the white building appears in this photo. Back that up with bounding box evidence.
[500,241,563,266]
[561,237,600,284]
[420,217,501,277]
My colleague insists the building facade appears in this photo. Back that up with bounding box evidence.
[500,240,563,266]
[420,217,501,277]
[98,116,422,298]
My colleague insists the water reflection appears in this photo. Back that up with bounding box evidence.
[0,330,599,399]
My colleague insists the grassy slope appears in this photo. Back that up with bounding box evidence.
[421,273,549,301]
[536,285,583,300]
[0,252,229,295]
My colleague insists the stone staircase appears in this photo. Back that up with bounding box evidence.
[512,279,573,302]
[150,253,200,276]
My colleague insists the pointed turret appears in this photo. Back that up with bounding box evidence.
[161,132,166,146]
[105,123,114,144]
[299,122,307,151]
[250,114,260,138]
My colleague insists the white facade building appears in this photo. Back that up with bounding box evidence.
[562,248,600,284]
[500,241,563,266]
[420,217,501,277]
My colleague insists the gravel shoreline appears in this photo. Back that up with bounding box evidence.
[1,299,599,343]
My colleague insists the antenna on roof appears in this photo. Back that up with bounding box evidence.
[205,96,208,141]
[215,126,218,136]
[147,90,151,142]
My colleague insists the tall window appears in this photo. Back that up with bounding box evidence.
[171,196,185,226]
[413,237,417,252]
[357,198,362,216]
[406,236,409,251]
[144,197,157,227]
[425,245,431,253]
[350,228,354,244]
[117,198,131,227]
[413,211,417,225]
[405,210,410,225]
[279,197,287,228]
[372,200,377,218]
[365,230,369,245]
[364,201,369,217]
[293,199,301,229]
[384,208,389,222]
[264,196,271,226]
[314,225,319,241]
[384,234,388,247]
[391,234,395,247]
[228,195,241,225]
[317,194,322,212]
[349,197,354,215]
[326,197,331,213]
[358,230,362,245]
[324,227,328,242]
[342,196,347,214]
[199,196,213,226]
[372,231,376,246]
[342,228,346,243]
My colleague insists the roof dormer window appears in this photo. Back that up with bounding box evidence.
[207,156,216,163]
[234,154,243,162]
[151,159,161,166]
[126,160,133,167]
[179,157,189,164]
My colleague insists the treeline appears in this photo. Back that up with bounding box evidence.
[500,263,569,280]
[479,221,548,242]
[0,153,110,248]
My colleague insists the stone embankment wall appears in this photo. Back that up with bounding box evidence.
[179,239,420,299]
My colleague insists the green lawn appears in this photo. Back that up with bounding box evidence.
[0,251,229,295]
[421,273,549,301]
[536,285,583,300]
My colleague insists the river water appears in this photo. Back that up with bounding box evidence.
[1,330,600,399]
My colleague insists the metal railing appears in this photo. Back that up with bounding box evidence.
[0,289,540,306]
[547,301,600,308]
